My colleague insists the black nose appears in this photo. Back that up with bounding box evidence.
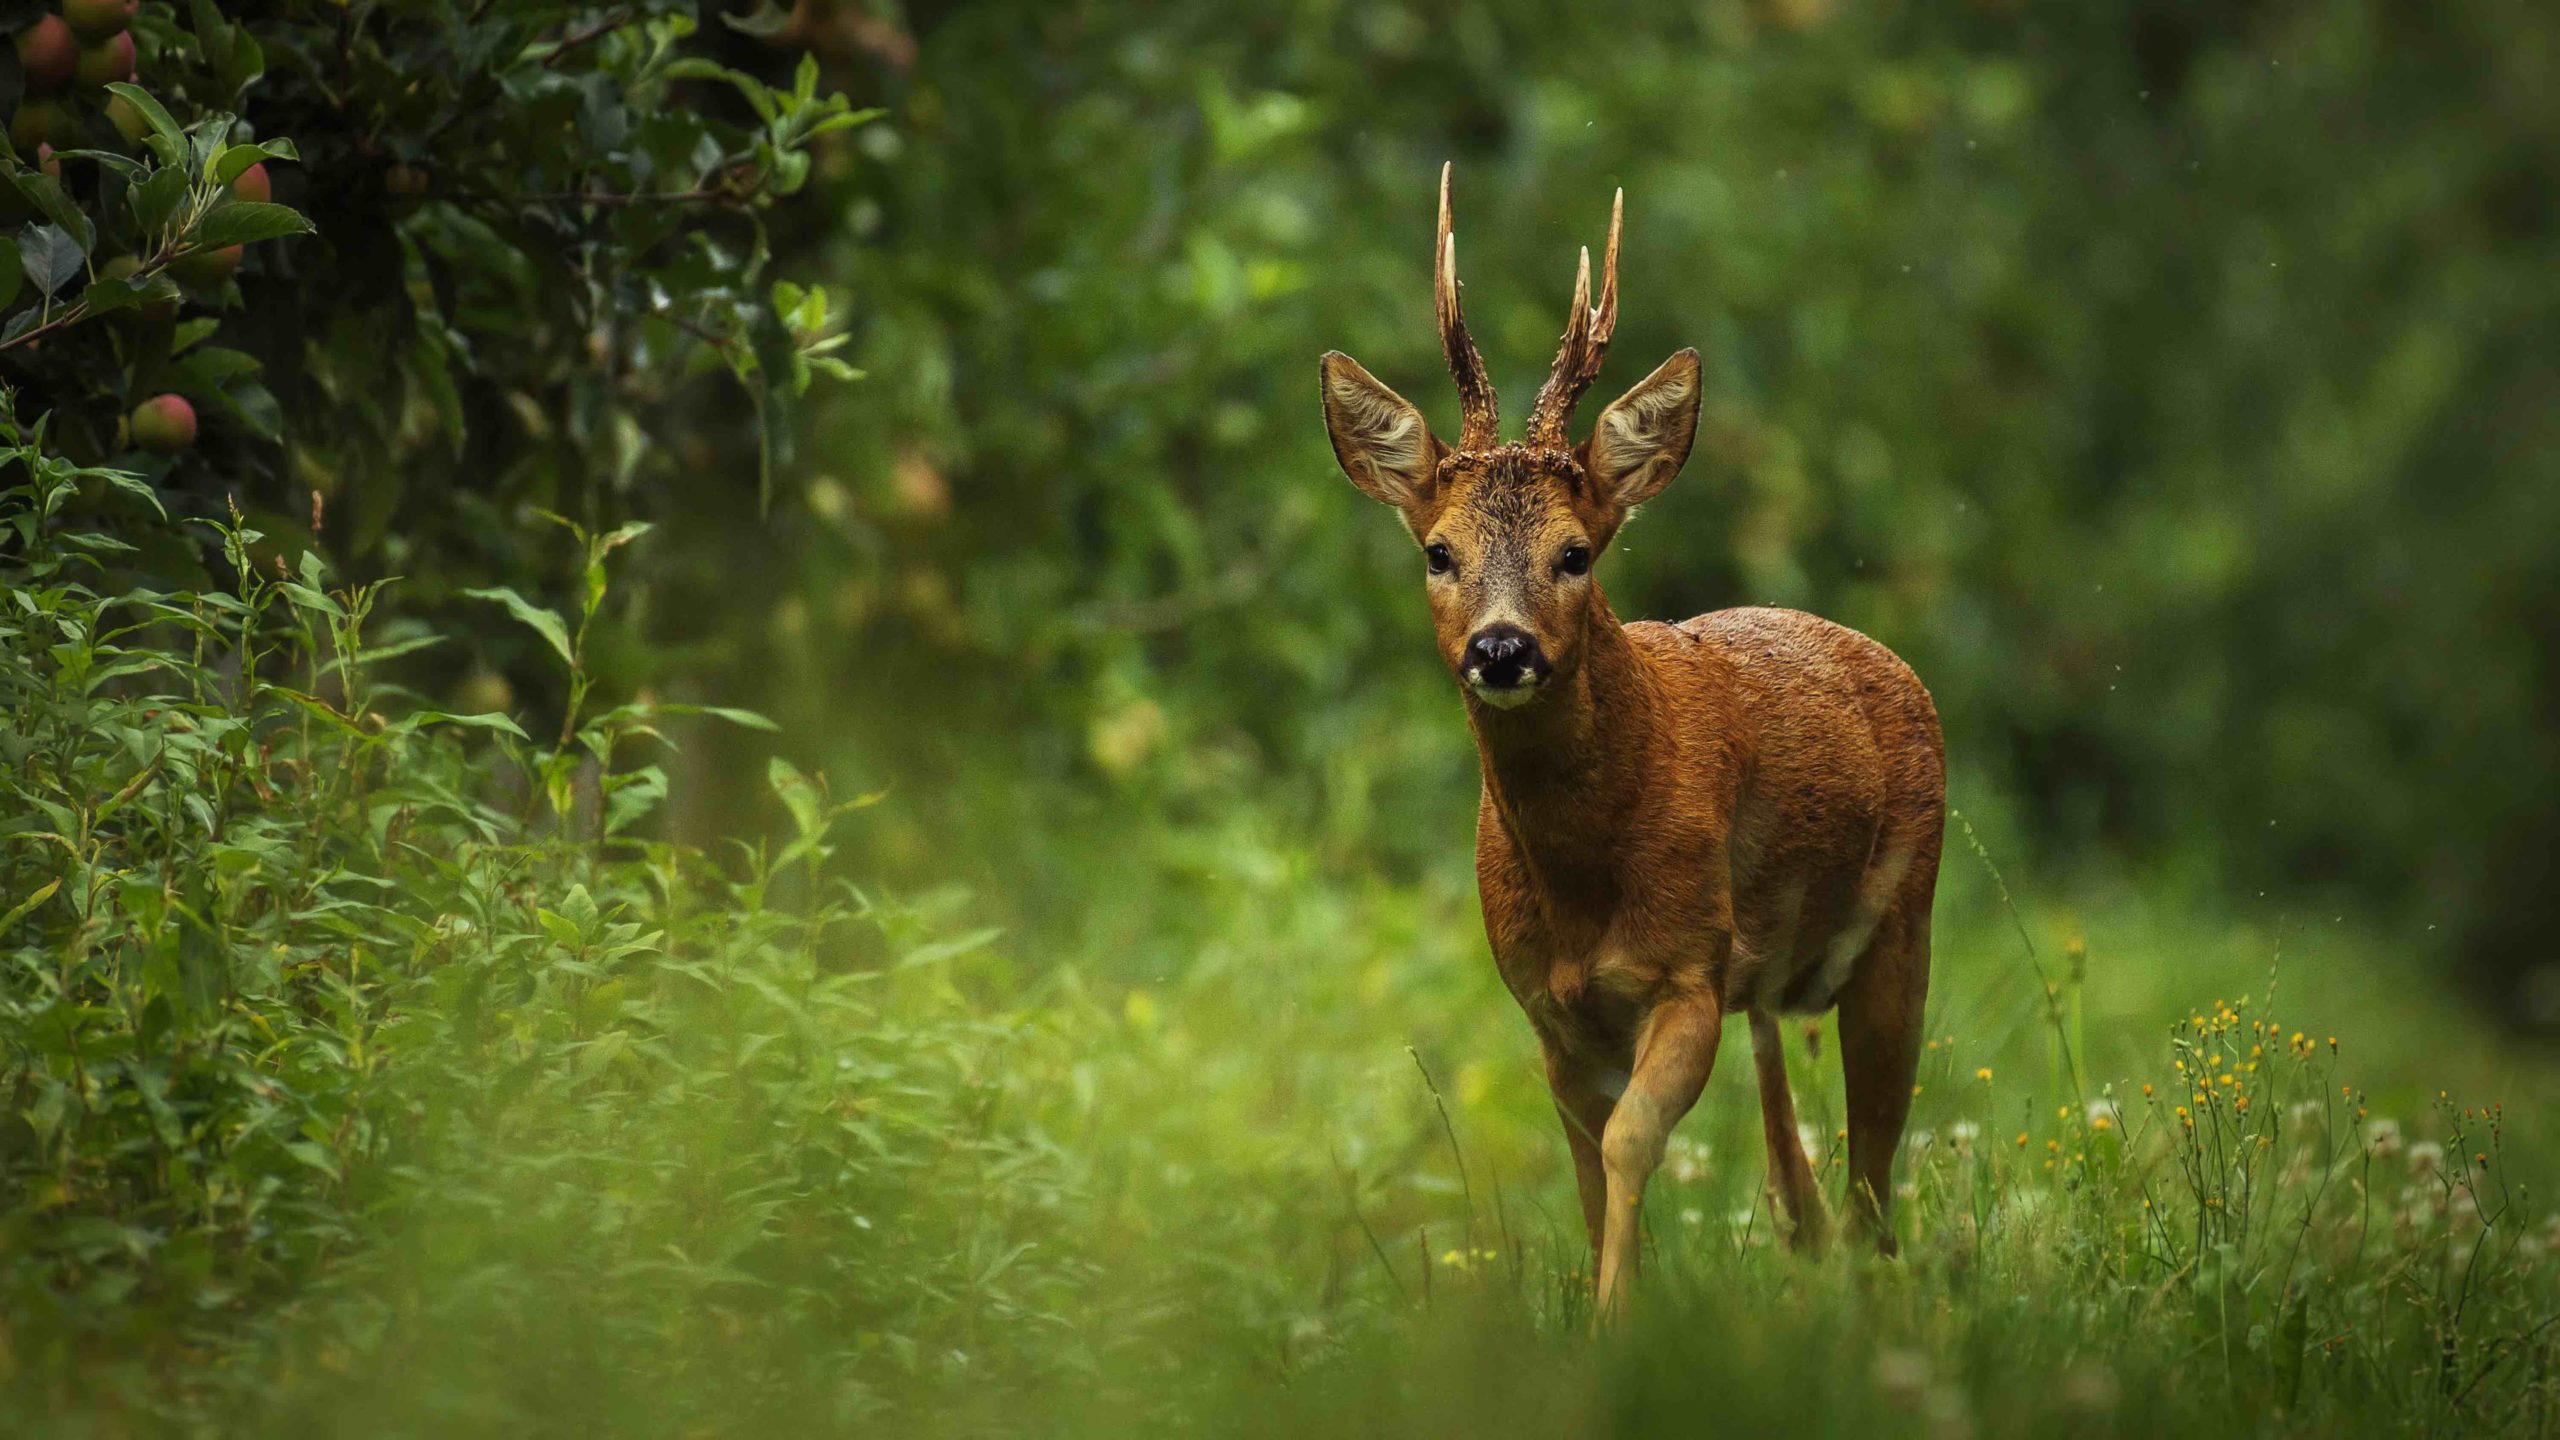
[1466,624,1547,689]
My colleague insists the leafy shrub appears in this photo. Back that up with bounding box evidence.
[0,409,1087,1418]
[1,0,864,596]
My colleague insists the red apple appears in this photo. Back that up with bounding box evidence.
[62,0,137,42]
[15,16,77,92]
[72,30,134,90]
[130,394,197,453]
[230,161,270,203]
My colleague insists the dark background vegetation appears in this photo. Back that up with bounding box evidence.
[736,0,2560,1017]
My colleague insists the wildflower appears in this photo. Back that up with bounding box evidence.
[2016,1132,2030,1149]
[1976,1067,1994,1082]
[1873,1348,1932,1409]
[1947,1122,1980,1150]
[2365,1118,2402,1159]
[2409,1141,2444,1176]
[2141,1083,2154,1097]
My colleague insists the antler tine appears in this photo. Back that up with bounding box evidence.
[1526,187,1625,449]
[1595,186,1622,351]
[1435,162,1500,450]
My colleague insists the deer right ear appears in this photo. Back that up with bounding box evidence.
[1321,352,1441,511]
[1586,349,1702,513]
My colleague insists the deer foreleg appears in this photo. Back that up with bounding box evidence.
[1595,986,1723,1323]
[1544,1044,1615,1277]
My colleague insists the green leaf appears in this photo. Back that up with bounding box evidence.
[212,143,290,187]
[0,236,17,311]
[94,468,165,517]
[102,84,187,168]
[189,201,315,250]
[897,926,1004,970]
[409,709,531,740]
[20,223,84,298]
[81,272,178,316]
[189,0,235,83]
[129,166,187,239]
[277,581,346,619]
[670,703,778,731]
[461,586,576,670]
[0,877,61,932]
[719,1,795,38]
[767,755,822,839]
[7,174,93,254]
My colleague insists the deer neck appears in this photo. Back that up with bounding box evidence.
[1466,587,1663,900]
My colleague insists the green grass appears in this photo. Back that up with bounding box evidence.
[7,436,2559,1437]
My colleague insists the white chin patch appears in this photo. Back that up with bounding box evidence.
[1467,678,1540,709]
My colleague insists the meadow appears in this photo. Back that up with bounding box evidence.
[6,461,2555,1436]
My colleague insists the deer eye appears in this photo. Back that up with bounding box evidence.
[1557,543,1592,577]
[1424,541,1454,576]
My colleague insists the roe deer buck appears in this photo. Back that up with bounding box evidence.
[1319,167,1945,1317]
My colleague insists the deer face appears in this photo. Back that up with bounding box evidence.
[1320,168,1701,710]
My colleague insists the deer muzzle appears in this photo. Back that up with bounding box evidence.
[1464,623,1550,706]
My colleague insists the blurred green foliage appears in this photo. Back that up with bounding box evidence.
[749,0,2560,1014]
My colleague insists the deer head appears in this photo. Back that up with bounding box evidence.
[1321,165,1701,711]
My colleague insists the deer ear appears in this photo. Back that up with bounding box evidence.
[1585,349,1701,512]
[1321,352,1441,510]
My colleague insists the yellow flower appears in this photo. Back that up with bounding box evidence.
[1976,1067,1994,1082]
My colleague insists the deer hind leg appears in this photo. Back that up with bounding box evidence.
[1747,1010,1829,1251]
[1835,900,1931,1256]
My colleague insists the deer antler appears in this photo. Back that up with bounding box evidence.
[1436,163,1501,451]
[1524,188,1622,451]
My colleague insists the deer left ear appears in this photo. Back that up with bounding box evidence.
[1585,349,1701,512]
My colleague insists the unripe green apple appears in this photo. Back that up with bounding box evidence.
[72,30,134,90]
[104,91,149,143]
[454,669,516,718]
[230,161,270,203]
[170,244,242,289]
[62,0,137,42]
[130,394,197,453]
[98,254,177,321]
[9,99,71,150]
[15,16,77,92]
